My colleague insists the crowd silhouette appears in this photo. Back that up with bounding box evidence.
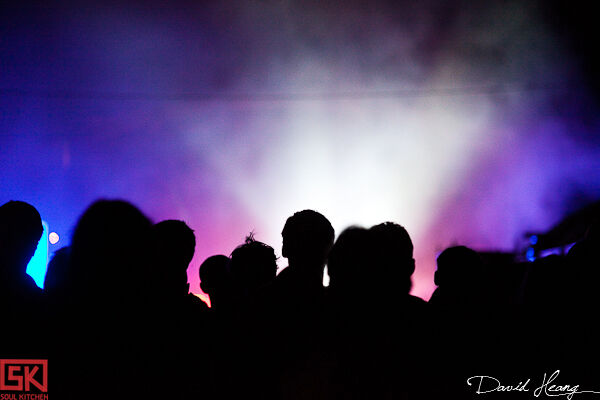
[1,198,599,399]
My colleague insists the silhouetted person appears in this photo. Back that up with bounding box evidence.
[368,222,418,299]
[69,199,153,302]
[0,200,44,357]
[324,226,374,399]
[278,209,334,291]
[199,254,232,312]
[60,199,155,399]
[264,210,334,398]
[152,219,208,312]
[272,209,334,340]
[429,245,515,396]
[222,234,279,399]
[215,211,335,400]
[326,222,428,399]
[429,245,486,308]
[0,200,43,300]
[230,233,277,297]
[210,233,282,400]
[151,219,209,397]
[327,226,370,304]
[199,254,236,399]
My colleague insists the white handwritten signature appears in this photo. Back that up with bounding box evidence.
[467,370,600,399]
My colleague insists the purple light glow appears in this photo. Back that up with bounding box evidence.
[2,2,599,300]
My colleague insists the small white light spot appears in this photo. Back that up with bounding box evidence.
[49,232,59,245]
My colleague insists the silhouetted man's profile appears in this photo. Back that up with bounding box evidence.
[0,200,44,356]
[152,219,208,312]
[0,200,43,298]
[267,210,334,398]
[152,219,209,397]
[278,209,334,291]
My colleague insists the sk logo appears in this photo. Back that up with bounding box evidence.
[0,360,48,393]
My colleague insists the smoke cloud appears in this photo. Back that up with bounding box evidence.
[2,1,599,299]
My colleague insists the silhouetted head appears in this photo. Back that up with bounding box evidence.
[369,222,415,294]
[199,254,231,308]
[69,199,153,303]
[434,246,483,290]
[0,201,43,277]
[429,245,491,309]
[327,226,370,293]
[230,233,277,293]
[282,210,334,270]
[153,219,196,295]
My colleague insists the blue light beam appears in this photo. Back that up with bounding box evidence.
[26,220,49,288]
